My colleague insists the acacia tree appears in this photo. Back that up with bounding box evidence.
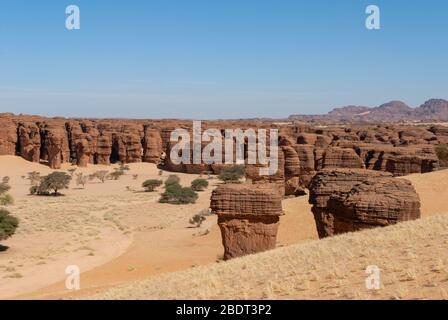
[36,172,72,196]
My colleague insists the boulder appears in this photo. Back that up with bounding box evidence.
[308,169,421,238]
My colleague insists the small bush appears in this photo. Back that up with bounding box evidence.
[218,165,245,182]
[191,178,209,191]
[189,214,206,228]
[118,162,130,172]
[165,175,181,187]
[436,144,448,167]
[189,209,213,228]
[0,194,14,206]
[0,179,13,206]
[133,174,139,180]
[0,182,10,195]
[108,170,123,180]
[76,173,88,189]
[90,170,109,183]
[0,209,19,242]
[159,183,198,204]
[142,179,163,192]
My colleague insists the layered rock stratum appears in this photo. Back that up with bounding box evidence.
[0,113,444,194]
[210,184,283,260]
[308,169,421,238]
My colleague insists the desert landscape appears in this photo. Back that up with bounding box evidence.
[1,108,448,300]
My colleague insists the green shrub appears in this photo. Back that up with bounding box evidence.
[0,194,14,206]
[159,183,198,204]
[165,175,181,187]
[218,165,245,182]
[108,169,124,180]
[189,209,212,228]
[436,144,448,167]
[0,182,10,195]
[0,209,19,242]
[191,178,209,191]
[33,172,72,196]
[0,179,13,206]
[142,179,163,192]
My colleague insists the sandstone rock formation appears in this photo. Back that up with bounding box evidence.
[210,184,283,260]
[0,118,18,156]
[0,113,443,187]
[41,125,70,169]
[18,122,41,162]
[308,169,421,238]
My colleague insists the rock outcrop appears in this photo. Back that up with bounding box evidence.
[41,125,70,169]
[18,122,41,162]
[309,169,421,238]
[210,184,283,260]
[0,119,18,156]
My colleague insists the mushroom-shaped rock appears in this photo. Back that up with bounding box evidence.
[210,184,283,260]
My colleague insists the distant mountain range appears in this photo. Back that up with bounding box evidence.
[289,99,448,122]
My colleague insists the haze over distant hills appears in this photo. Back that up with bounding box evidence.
[289,99,448,122]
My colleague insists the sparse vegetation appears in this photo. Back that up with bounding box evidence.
[89,170,109,183]
[159,183,198,204]
[164,175,181,187]
[67,168,77,177]
[108,169,124,180]
[76,173,88,189]
[31,172,72,196]
[142,179,163,192]
[189,209,213,228]
[0,209,19,242]
[218,165,245,182]
[191,178,209,191]
[27,171,41,186]
[118,162,130,172]
[436,144,448,167]
[0,178,13,206]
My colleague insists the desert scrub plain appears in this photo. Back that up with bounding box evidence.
[0,156,225,298]
[88,213,448,300]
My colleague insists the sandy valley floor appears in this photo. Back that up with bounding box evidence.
[0,155,446,299]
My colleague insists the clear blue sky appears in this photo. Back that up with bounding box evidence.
[0,0,447,119]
